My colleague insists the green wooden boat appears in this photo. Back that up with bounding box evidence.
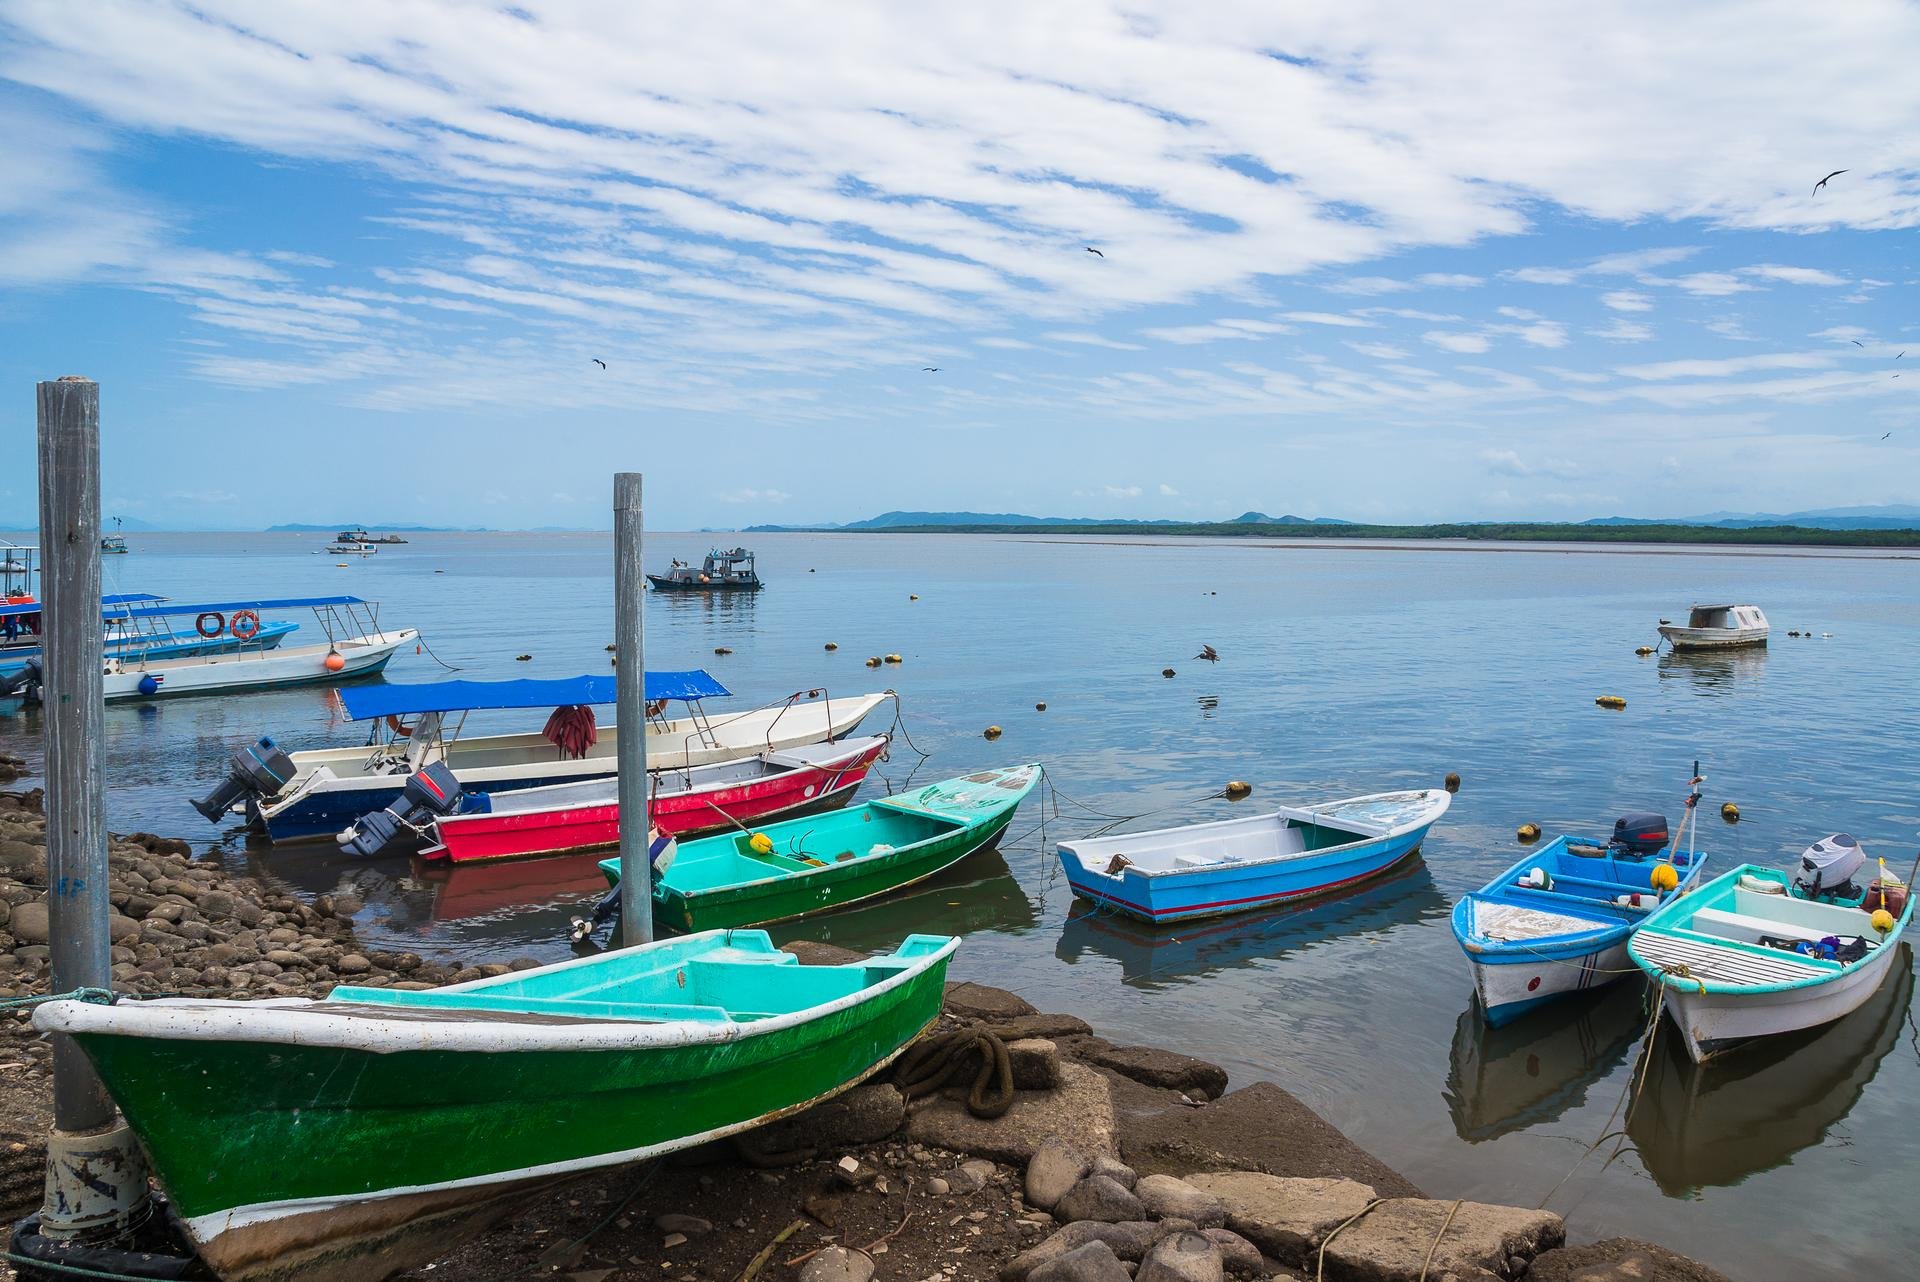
[35,930,957,1282]
[603,764,1040,932]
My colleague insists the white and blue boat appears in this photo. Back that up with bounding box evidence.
[1058,788,1450,924]
[0,593,299,685]
[1453,811,1705,1027]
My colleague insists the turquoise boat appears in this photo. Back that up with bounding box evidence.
[37,930,957,1282]
[601,764,1039,931]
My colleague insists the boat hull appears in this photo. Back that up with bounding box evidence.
[1658,932,1904,1062]
[1465,938,1633,1028]
[1657,625,1768,650]
[427,741,888,863]
[40,935,954,1282]
[259,693,893,843]
[102,631,413,703]
[0,620,298,679]
[646,575,761,591]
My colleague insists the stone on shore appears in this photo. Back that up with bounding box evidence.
[944,981,1039,1022]
[1199,1229,1264,1277]
[799,1244,875,1282]
[997,1012,1096,1040]
[1091,1154,1137,1189]
[746,1082,905,1155]
[1008,1037,1064,1089]
[1320,1198,1563,1282]
[1027,1136,1093,1209]
[1055,1173,1146,1223]
[1528,1239,1734,1282]
[1002,1222,1179,1279]
[909,1061,1116,1163]
[1185,1173,1377,1264]
[1133,1174,1226,1228]
[1029,1240,1132,1282]
[1136,1232,1224,1282]
[1068,1039,1229,1100]
[781,941,869,967]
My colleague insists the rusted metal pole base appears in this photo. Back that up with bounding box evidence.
[38,1120,149,1239]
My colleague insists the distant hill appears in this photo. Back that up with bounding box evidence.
[745,509,1349,533]
[1583,504,1920,532]
[265,523,487,533]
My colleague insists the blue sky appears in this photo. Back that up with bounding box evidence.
[1,1,1916,530]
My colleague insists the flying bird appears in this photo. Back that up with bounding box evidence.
[591,358,607,369]
[1085,246,1105,258]
[1195,644,1219,662]
[1813,170,1847,195]
[1850,340,1865,347]
[922,367,939,372]
[1898,352,1905,359]
[1883,432,1894,440]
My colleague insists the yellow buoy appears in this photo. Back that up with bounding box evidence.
[1035,702,1047,711]
[1517,823,1541,843]
[909,594,919,600]
[865,656,882,667]
[1444,772,1461,794]
[824,642,838,651]
[1595,695,1626,709]
[983,725,1002,739]
[1871,908,1896,934]
[1721,802,1740,823]
[1651,863,1679,892]
[1161,667,1176,678]
[713,646,732,656]
[884,653,902,664]
[1224,780,1252,800]
[748,832,774,855]
[515,654,532,662]
[1635,646,1654,656]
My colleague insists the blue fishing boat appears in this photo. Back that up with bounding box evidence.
[1057,788,1450,924]
[0,594,299,686]
[1452,808,1705,1027]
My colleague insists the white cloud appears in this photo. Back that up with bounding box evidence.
[1281,311,1375,328]
[718,487,792,503]
[1510,321,1568,348]
[1602,290,1654,312]
[1616,353,1833,380]
[1417,273,1483,288]
[1670,272,1754,296]
[1590,319,1654,342]
[1345,341,1409,360]
[1141,318,1295,345]
[1328,276,1411,295]
[1744,264,1847,286]
[1157,483,1179,496]
[1479,449,1584,480]
[977,336,1034,349]
[1104,484,1143,499]
[1423,330,1491,353]
[1043,331,1146,351]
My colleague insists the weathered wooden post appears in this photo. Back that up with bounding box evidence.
[32,377,149,1239]
[613,472,653,945]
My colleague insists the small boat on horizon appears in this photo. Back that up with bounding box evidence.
[34,930,958,1282]
[337,527,408,544]
[648,546,762,591]
[1056,788,1450,924]
[1658,603,1769,650]
[325,541,378,556]
[422,734,893,863]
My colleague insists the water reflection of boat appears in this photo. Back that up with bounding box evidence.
[1627,944,1913,1195]
[419,852,610,922]
[1656,647,1769,691]
[1055,861,1445,988]
[1445,981,1645,1143]
[763,847,1039,953]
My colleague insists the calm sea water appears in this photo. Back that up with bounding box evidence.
[2,530,1916,1280]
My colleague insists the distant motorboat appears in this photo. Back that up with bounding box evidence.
[326,541,378,556]
[1658,604,1768,650]
[337,528,409,544]
[648,547,761,591]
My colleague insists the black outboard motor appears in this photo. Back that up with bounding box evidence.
[191,737,297,824]
[1609,813,1670,858]
[337,760,465,858]
[0,658,43,702]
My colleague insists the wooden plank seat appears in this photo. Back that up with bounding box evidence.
[1634,932,1829,988]
[1688,907,1847,949]
[327,988,733,1023]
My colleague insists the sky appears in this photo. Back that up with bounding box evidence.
[1,1,1917,531]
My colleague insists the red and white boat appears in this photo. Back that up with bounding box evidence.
[421,735,891,864]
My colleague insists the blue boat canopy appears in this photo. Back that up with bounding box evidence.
[116,596,369,619]
[337,671,730,721]
[0,593,168,622]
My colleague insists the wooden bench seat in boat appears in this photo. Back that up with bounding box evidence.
[1687,907,1852,949]
[1631,932,1830,988]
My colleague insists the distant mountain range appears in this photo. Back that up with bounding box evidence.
[265,522,487,533]
[743,504,1920,533]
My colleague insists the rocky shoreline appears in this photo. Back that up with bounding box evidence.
[0,789,1732,1281]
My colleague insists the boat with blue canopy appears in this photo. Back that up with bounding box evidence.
[201,674,895,843]
[0,594,302,691]
[1453,778,1709,1027]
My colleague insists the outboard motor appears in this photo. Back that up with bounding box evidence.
[337,760,465,859]
[1608,813,1670,859]
[0,658,43,703]
[190,737,297,824]
[1794,833,1866,902]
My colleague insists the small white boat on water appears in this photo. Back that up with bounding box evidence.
[1658,604,1768,651]
[326,541,378,556]
[99,596,412,703]
[1630,837,1913,1063]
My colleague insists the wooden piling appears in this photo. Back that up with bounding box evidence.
[613,472,653,945]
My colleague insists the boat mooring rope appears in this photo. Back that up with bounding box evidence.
[0,987,117,1011]
[894,1026,1015,1118]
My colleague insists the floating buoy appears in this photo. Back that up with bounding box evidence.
[609,657,617,666]
[824,642,838,651]
[809,568,816,573]
[1721,802,1740,823]
[1635,646,1654,656]
[1517,823,1541,843]
[1444,772,1461,794]
[1595,695,1626,709]
[1224,780,1252,800]
[1650,863,1679,892]
[605,644,617,652]
[516,654,533,662]
[1034,701,1047,711]
[1871,908,1896,935]
[748,832,774,855]
[865,656,882,667]
[1788,630,1800,637]
[324,652,346,673]
[909,594,919,601]
[884,653,902,664]
[137,674,160,696]
[1161,668,1176,678]
[983,725,1002,739]
[713,646,732,655]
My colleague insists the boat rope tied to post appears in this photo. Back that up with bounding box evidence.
[0,986,118,1011]
[894,1026,1015,1118]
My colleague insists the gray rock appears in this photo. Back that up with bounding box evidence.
[8,902,46,945]
[1134,1175,1226,1229]
[1009,1037,1063,1089]
[1000,1222,1172,1280]
[654,1213,712,1236]
[1028,1136,1093,1210]
[1320,1197,1563,1282]
[1055,1174,1146,1224]
[799,1245,875,1282]
[998,1013,1096,1040]
[1184,1173,1376,1266]
[1136,1233,1223,1282]
[945,981,1038,1021]
[928,1177,951,1196]
[748,1082,905,1155]
[909,1062,1117,1164]
[961,1158,999,1186]
[1075,1043,1228,1099]
[1199,1229,1262,1277]
[945,1165,986,1195]
[782,941,869,967]
[1091,1155,1136,1189]
[1028,1241,1132,1282]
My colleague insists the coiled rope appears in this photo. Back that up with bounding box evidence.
[894,1026,1015,1118]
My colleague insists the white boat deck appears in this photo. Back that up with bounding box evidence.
[1467,900,1610,943]
[1634,933,1826,988]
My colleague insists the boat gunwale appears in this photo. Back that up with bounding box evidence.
[1454,832,1705,955]
[35,931,960,1054]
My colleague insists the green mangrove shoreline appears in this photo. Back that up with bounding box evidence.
[792,521,1920,548]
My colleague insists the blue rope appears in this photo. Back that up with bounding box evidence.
[0,987,117,1011]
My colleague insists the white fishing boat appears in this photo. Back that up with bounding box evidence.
[325,541,378,556]
[1658,604,1768,651]
[99,597,413,704]
[219,679,896,842]
[1630,840,1913,1063]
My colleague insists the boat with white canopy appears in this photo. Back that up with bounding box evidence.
[96,596,411,703]
[1658,604,1769,650]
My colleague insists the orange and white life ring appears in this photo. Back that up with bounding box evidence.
[385,715,414,738]
[229,609,261,640]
